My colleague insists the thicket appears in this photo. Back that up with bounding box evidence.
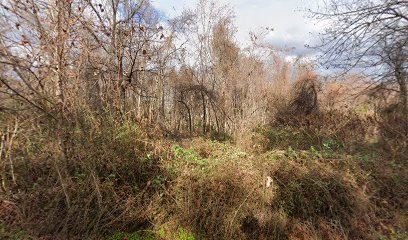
[0,0,407,239]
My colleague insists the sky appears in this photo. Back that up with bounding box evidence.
[151,0,323,57]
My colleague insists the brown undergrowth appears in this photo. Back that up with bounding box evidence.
[0,115,407,239]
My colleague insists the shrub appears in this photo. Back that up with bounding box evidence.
[377,103,408,160]
[0,113,167,238]
[210,130,233,142]
[273,163,358,221]
[260,110,368,151]
[258,157,374,239]
[154,139,377,240]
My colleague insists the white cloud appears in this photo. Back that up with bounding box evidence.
[151,0,323,56]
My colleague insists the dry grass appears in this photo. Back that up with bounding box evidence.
[0,112,168,239]
[0,110,407,239]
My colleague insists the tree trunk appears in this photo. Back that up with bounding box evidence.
[55,0,65,107]
[179,97,192,133]
[395,61,408,136]
[201,91,206,134]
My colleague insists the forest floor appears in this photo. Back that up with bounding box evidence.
[1,124,407,240]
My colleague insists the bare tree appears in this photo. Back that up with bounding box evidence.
[310,0,408,109]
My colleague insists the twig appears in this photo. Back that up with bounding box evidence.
[0,133,6,193]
